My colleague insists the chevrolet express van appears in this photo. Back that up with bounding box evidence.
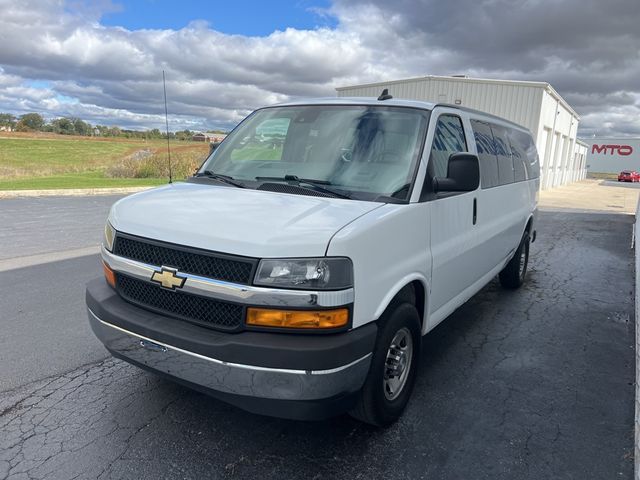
[86,95,539,426]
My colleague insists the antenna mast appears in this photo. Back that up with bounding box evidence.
[162,70,172,183]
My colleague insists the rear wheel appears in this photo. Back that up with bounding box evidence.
[499,230,530,289]
[349,302,421,426]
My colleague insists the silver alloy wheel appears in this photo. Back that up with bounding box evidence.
[383,327,413,401]
[519,249,526,276]
[519,242,528,280]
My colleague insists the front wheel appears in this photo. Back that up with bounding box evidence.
[349,302,421,426]
[499,231,530,289]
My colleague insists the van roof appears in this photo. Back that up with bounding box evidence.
[271,97,530,133]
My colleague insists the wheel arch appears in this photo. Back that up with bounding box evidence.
[525,215,534,234]
[373,275,429,335]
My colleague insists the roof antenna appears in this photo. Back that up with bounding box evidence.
[162,70,173,184]
[378,88,393,101]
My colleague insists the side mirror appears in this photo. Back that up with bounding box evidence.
[209,141,221,154]
[433,152,480,193]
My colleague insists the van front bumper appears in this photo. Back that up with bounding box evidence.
[86,278,376,420]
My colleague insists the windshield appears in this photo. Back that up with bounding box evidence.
[198,105,430,201]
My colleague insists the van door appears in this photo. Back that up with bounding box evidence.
[471,120,522,276]
[427,111,481,324]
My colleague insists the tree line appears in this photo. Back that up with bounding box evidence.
[0,112,226,140]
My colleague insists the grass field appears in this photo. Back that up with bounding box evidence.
[0,172,167,190]
[0,133,209,190]
[587,172,618,181]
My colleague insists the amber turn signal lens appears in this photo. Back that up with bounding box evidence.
[103,261,116,288]
[246,307,349,329]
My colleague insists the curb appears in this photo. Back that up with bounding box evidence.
[0,186,155,199]
[0,245,101,273]
[631,198,640,480]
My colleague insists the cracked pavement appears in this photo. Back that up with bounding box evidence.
[0,197,635,479]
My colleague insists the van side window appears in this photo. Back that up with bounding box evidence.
[470,120,499,188]
[507,129,528,182]
[509,129,540,180]
[429,115,467,178]
[491,125,515,185]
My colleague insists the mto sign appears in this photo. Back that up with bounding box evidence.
[586,138,640,174]
[591,144,634,156]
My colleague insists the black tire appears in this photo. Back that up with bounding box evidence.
[349,302,421,427]
[499,230,530,289]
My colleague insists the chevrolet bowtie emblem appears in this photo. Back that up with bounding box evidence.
[150,267,186,290]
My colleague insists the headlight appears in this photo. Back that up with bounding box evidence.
[103,221,116,252]
[254,257,353,290]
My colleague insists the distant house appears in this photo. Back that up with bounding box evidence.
[210,133,227,143]
[191,132,211,142]
[192,132,228,142]
[0,126,13,132]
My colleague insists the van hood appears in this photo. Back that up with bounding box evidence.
[109,182,382,258]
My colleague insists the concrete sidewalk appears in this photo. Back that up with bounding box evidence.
[539,179,640,214]
[0,186,153,198]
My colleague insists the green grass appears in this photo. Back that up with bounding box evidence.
[0,171,168,190]
[0,134,207,190]
[587,172,618,180]
[0,137,165,172]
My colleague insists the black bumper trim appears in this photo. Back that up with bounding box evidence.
[86,278,377,371]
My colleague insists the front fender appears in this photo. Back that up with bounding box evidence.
[326,203,432,332]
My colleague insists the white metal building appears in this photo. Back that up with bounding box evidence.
[574,140,588,181]
[336,75,587,189]
[583,138,640,174]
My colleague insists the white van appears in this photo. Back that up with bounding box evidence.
[87,95,539,426]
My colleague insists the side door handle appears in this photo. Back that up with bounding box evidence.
[473,198,477,225]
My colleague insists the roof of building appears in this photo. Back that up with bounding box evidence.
[336,74,579,119]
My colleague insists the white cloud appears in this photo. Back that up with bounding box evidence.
[0,0,638,135]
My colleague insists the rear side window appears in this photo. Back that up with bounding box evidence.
[491,125,514,185]
[508,129,540,180]
[429,115,467,178]
[508,130,528,182]
[470,120,499,188]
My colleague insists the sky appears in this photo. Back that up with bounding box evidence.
[0,0,638,137]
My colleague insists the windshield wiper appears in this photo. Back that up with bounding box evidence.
[255,175,351,199]
[194,171,246,188]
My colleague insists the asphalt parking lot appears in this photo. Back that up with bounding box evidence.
[0,191,635,479]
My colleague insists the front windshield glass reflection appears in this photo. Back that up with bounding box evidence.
[200,105,429,201]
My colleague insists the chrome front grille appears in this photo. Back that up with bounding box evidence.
[113,234,257,285]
